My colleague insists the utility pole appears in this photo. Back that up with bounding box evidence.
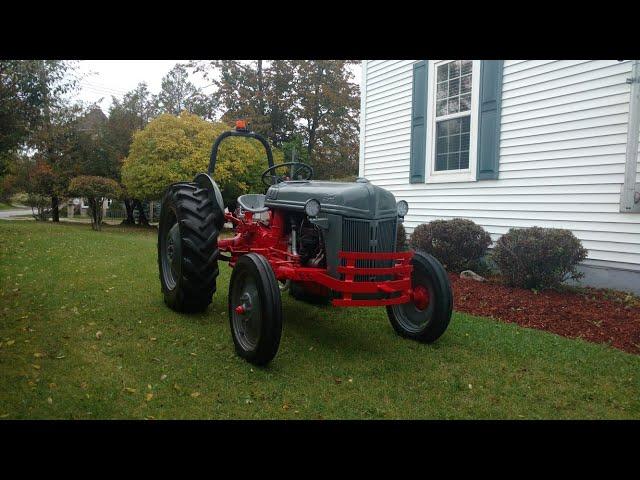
[39,61,60,222]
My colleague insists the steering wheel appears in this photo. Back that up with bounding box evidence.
[261,162,314,186]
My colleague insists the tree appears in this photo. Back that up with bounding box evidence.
[68,175,122,231]
[103,83,158,225]
[157,64,217,119]
[0,60,82,217]
[121,112,283,208]
[30,102,85,220]
[195,60,297,146]
[74,107,119,179]
[195,60,360,179]
[23,60,80,221]
[24,161,56,221]
[292,60,360,179]
[0,61,43,177]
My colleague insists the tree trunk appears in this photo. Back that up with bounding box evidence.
[121,198,135,225]
[134,199,149,226]
[51,195,60,222]
[89,198,100,231]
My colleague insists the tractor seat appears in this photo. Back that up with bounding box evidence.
[237,193,269,213]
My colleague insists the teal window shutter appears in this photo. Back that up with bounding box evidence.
[477,60,504,180]
[409,60,428,183]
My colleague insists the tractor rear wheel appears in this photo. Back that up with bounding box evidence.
[228,253,283,366]
[158,182,222,313]
[386,250,453,343]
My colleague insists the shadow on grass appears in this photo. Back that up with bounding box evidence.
[279,300,389,356]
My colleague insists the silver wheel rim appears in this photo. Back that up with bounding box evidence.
[161,215,180,290]
[231,272,262,351]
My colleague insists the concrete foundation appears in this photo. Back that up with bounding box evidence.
[568,264,640,295]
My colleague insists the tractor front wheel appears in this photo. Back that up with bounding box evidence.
[228,253,283,366]
[158,182,221,313]
[386,250,453,343]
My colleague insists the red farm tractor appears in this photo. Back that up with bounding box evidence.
[158,121,453,365]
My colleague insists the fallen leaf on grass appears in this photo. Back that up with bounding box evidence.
[33,352,45,358]
[95,331,103,340]
[189,352,197,357]
[32,364,40,370]
[145,393,154,401]
[160,374,167,381]
[46,397,53,404]
[124,387,137,394]
[190,392,201,398]
[6,340,15,346]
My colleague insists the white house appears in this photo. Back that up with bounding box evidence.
[359,60,640,293]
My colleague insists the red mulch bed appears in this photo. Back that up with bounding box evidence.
[449,274,640,355]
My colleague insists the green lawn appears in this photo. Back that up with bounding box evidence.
[1,220,639,419]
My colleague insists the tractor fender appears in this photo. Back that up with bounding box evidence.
[193,172,225,231]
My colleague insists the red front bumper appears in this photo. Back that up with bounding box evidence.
[275,250,414,307]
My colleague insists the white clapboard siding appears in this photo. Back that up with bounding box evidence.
[360,59,640,272]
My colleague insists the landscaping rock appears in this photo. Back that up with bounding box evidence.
[460,270,486,282]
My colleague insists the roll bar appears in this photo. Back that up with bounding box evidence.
[208,124,274,176]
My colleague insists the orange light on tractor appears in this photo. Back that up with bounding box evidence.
[235,120,247,131]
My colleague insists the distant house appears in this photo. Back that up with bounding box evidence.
[359,60,640,293]
[77,107,107,136]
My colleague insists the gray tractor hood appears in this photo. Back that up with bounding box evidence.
[264,179,397,219]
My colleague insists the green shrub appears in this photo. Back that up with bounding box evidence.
[68,176,122,231]
[396,223,408,251]
[492,226,588,290]
[409,218,492,272]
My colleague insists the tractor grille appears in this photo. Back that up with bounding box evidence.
[341,217,397,282]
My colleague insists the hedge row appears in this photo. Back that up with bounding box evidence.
[400,218,587,290]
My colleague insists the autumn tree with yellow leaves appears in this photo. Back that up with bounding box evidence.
[121,111,283,209]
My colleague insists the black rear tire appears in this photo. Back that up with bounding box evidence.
[228,253,283,366]
[386,250,453,343]
[158,182,222,313]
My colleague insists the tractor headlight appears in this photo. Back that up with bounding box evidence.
[397,200,409,217]
[304,198,321,217]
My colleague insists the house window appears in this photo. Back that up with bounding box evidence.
[427,60,480,182]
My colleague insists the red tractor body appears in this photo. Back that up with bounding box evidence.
[219,208,415,307]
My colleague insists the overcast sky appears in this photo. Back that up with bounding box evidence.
[73,60,362,113]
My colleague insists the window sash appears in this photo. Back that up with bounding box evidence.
[425,60,480,181]
[435,110,471,123]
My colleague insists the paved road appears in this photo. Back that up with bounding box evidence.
[0,208,31,219]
